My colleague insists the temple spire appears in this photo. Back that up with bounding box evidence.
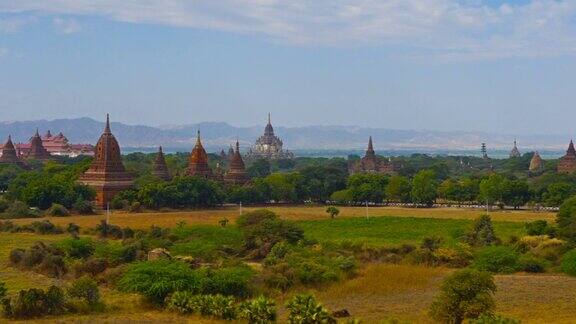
[104,113,111,134]
[366,136,375,157]
[568,140,576,155]
[268,113,271,125]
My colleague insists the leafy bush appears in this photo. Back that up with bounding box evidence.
[3,200,38,219]
[470,314,521,324]
[73,200,95,215]
[10,242,68,278]
[0,197,9,213]
[54,237,95,259]
[286,294,334,324]
[18,220,64,234]
[166,293,237,320]
[4,286,66,319]
[557,196,576,244]
[464,214,500,247]
[237,209,304,258]
[525,220,549,236]
[0,281,6,300]
[239,296,277,323]
[67,276,101,306]
[47,203,70,217]
[561,249,576,276]
[73,258,109,277]
[473,246,521,273]
[429,269,496,324]
[519,255,548,273]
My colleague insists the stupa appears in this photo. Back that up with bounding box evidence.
[224,140,249,185]
[558,140,576,174]
[27,129,51,160]
[151,146,171,181]
[529,152,543,172]
[0,135,25,166]
[78,114,134,208]
[349,137,394,174]
[185,131,214,179]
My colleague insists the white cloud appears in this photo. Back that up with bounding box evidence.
[0,0,575,59]
[53,17,81,34]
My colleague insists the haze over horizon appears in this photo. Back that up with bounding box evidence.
[1,1,576,135]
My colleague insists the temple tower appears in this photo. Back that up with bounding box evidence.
[0,135,25,166]
[349,136,394,174]
[27,129,51,160]
[509,140,521,158]
[185,131,214,179]
[529,151,543,172]
[558,140,576,174]
[225,140,249,185]
[151,146,171,181]
[78,114,134,208]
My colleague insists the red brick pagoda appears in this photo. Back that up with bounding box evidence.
[349,136,394,174]
[26,129,51,160]
[224,140,249,185]
[0,135,25,167]
[558,140,576,174]
[151,146,171,181]
[185,131,214,179]
[78,114,134,208]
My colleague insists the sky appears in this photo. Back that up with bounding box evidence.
[0,0,576,135]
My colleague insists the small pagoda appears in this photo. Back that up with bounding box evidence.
[27,129,51,160]
[224,140,249,185]
[558,140,576,174]
[0,135,25,167]
[349,137,394,174]
[529,151,543,172]
[151,146,171,181]
[509,140,521,158]
[185,131,214,179]
[78,114,134,208]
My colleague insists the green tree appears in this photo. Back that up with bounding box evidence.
[347,173,389,203]
[557,196,576,244]
[543,183,576,207]
[479,174,505,208]
[247,159,271,178]
[286,294,334,324]
[264,172,302,203]
[325,206,340,219]
[429,269,496,324]
[501,179,531,209]
[385,175,411,203]
[411,170,438,207]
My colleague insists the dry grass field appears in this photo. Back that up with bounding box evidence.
[10,205,556,230]
[1,206,571,323]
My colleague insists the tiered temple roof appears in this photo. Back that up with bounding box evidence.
[558,140,576,174]
[27,129,51,160]
[151,146,171,181]
[185,131,214,179]
[224,140,249,185]
[509,140,521,158]
[246,114,294,160]
[529,151,543,172]
[78,114,134,208]
[0,135,25,166]
[349,137,394,175]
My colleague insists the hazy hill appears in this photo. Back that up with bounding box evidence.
[0,118,571,155]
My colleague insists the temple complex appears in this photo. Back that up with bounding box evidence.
[26,129,51,160]
[509,140,521,158]
[529,151,543,172]
[0,130,94,158]
[246,114,293,160]
[185,131,214,179]
[0,135,25,167]
[349,137,394,174]
[151,146,171,181]
[558,140,576,173]
[78,115,134,208]
[224,140,249,185]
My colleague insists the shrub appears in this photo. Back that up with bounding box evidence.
[166,293,237,320]
[525,220,549,236]
[73,200,95,215]
[129,201,142,213]
[73,258,109,277]
[429,269,496,324]
[68,276,101,306]
[95,220,125,239]
[286,294,334,324]
[464,214,500,247]
[237,209,304,258]
[473,246,521,274]
[47,203,70,217]
[118,260,205,305]
[0,281,6,300]
[561,249,576,276]
[5,286,66,319]
[239,296,277,323]
[557,196,576,243]
[519,255,547,273]
[0,197,9,213]
[54,237,95,259]
[38,254,67,278]
[3,200,37,219]
[325,206,340,219]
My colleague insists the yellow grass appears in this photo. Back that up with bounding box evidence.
[10,206,555,230]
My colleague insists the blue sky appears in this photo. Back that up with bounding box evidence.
[0,0,576,135]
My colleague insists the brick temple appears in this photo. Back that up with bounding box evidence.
[78,115,134,208]
[349,136,394,175]
[558,140,576,174]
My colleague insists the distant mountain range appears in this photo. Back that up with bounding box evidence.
[0,118,572,157]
